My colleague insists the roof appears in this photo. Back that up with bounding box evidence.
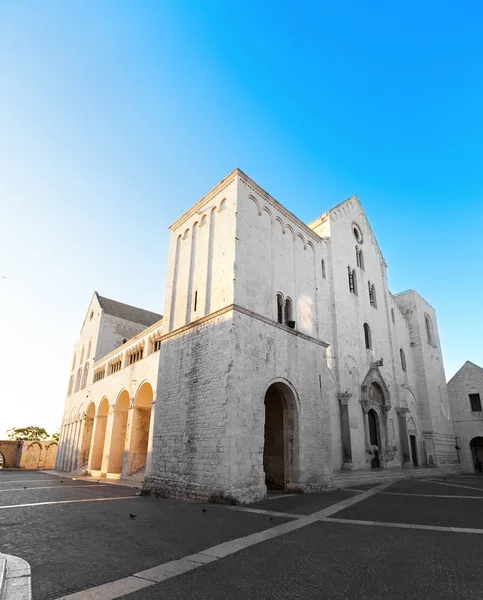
[447,360,483,385]
[96,293,162,328]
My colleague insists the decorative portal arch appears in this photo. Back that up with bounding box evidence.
[90,397,109,471]
[107,390,130,474]
[263,379,300,491]
[126,382,154,475]
[80,402,95,467]
[360,360,392,468]
[470,437,483,470]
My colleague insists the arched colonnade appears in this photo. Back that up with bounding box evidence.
[57,381,155,479]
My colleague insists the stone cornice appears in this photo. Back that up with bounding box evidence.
[237,171,322,244]
[169,168,239,231]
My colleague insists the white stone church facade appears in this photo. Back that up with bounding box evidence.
[56,169,459,503]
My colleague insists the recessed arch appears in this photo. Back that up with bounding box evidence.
[470,437,483,470]
[90,397,109,470]
[424,313,435,345]
[108,389,130,474]
[285,224,295,238]
[263,380,300,491]
[248,195,261,216]
[363,322,372,350]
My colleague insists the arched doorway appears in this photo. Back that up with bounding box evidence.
[90,398,109,471]
[263,381,299,491]
[126,382,153,475]
[368,409,381,468]
[470,437,483,471]
[0,452,4,469]
[80,403,95,467]
[107,390,130,474]
[44,443,58,469]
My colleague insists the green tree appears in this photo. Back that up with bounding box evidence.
[7,426,50,441]
[51,429,60,442]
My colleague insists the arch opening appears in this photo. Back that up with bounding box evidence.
[80,402,95,467]
[126,382,153,475]
[263,382,299,491]
[90,398,109,471]
[0,451,4,469]
[107,390,130,474]
[368,409,381,468]
[470,437,483,471]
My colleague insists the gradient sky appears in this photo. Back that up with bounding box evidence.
[1,1,482,438]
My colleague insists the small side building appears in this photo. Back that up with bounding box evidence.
[448,361,483,472]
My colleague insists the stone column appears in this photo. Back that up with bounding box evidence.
[396,407,411,467]
[73,417,85,472]
[144,399,157,476]
[338,392,354,469]
[100,405,116,475]
[122,403,136,477]
[361,400,371,448]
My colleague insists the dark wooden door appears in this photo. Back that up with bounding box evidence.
[368,410,380,468]
[410,435,418,467]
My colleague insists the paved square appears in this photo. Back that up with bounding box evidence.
[1,470,483,599]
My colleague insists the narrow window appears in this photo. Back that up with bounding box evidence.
[276,294,284,324]
[154,340,161,352]
[80,346,85,364]
[425,314,435,345]
[469,393,482,412]
[355,246,360,267]
[348,267,354,293]
[359,250,364,270]
[193,290,198,312]
[400,348,407,372]
[321,259,326,279]
[67,375,74,396]
[369,283,377,307]
[72,353,76,371]
[74,368,82,393]
[284,298,293,327]
[391,308,395,324]
[81,363,89,388]
[87,340,92,359]
[363,323,372,350]
[352,269,358,295]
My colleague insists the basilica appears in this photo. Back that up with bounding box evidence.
[56,169,459,503]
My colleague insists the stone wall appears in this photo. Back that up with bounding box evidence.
[0,440,58,469]
[448,361,483,472]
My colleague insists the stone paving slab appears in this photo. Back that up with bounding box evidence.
[386,478,483,496]
[0,490,290,600]
[333,493,483,529]
[120,520,483,600]
[249,489,358,515]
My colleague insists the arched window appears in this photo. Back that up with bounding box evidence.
[400,348,407,371]
[284,297,293,327]
[348,267,357,294]
[355,246,360,267]
[72,352,76,371]
[81,363,89,389]
[425,313,435,345]
[74,368,82,393]
[67,375,74,396]
[80,346,85,364]
[368,283,377,308]
[359,249,364,270]
[321,259,326,279]
[276,294,284,324]
[363,323,372,350]
[87,339,92,359]
[391,308,395,324]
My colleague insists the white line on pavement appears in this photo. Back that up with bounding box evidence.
[421,479,483,492]
[53,481,393,600]
[323,517,483,535]
[223,506,304,519]
[0,484,110,493]
[380,491,483,499]
[0,478,59,485]
[266,494,297,500]
[0,496,138,510]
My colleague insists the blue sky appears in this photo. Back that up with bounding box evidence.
[1,1,482,436]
